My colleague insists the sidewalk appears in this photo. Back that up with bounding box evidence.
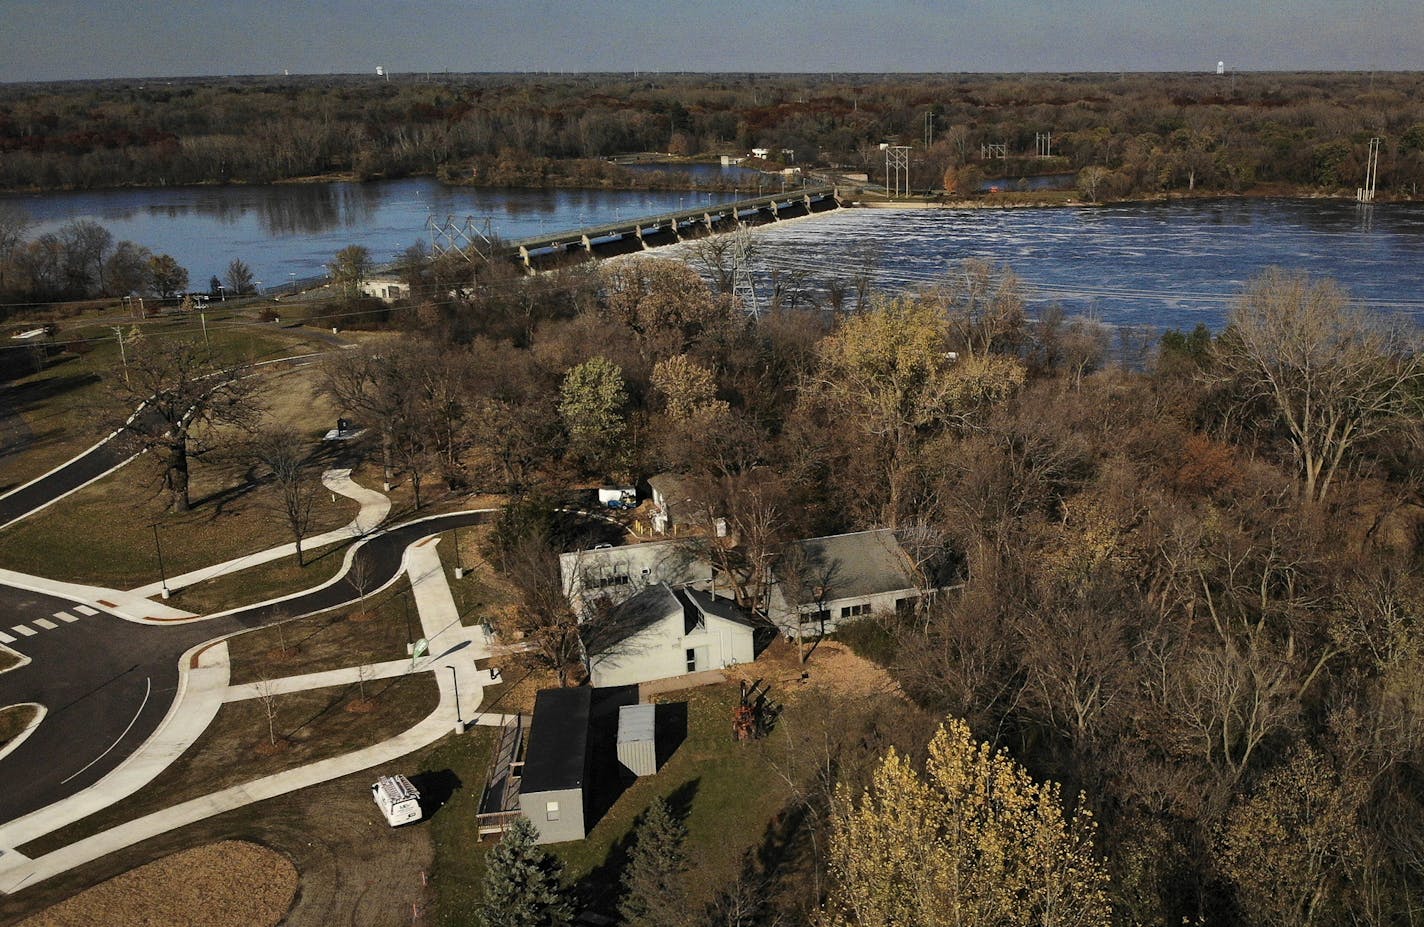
[127,468,390,598]
[0,569,195,624]
[0,537,500,895]
[0,639,230,852]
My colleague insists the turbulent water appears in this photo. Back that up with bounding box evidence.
[703,199,1424,331]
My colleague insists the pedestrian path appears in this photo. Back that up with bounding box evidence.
[0,605,98,645]
[0,536,501,895]
[0,569,195,624]
[127,468,390,599]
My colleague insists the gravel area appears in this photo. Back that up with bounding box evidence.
[15,841,297,927]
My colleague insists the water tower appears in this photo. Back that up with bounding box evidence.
[1216,61,1225,75]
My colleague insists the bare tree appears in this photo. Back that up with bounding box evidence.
[1215,269,1424,503]
[111,336,261,513]
[250,426,322,565]
[253,677,280,746]
[346,551,374,617]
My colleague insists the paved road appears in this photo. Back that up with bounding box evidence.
[0,509,494,826]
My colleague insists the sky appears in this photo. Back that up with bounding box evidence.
[2,0,1421,82]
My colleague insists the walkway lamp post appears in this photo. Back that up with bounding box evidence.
[403,593,414,655]
[151,523,170,599]
[450,666,464,733]
[452,524,464,579]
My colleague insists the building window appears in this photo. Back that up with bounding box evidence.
[686,648,698,672]
[546,801,560,822]
[840,603,870,619]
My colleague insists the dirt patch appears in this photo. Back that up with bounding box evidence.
[0,650,19,673]
[16,840,297,927]
[755,636,904,701]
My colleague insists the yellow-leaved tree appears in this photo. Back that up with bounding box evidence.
[822,718,1110,927]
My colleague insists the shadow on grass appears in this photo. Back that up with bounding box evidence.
[576,777,702,916]
[653,701,687,771]
[411,768,463,820]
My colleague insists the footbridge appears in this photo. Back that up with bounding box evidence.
[505,185,846,271]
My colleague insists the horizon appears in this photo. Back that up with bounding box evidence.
[3,0,1421,83]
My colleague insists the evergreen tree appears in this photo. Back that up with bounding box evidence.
[619,796,690,927]
[477,817,574,927]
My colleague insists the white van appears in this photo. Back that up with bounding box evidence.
[372,774,422,826]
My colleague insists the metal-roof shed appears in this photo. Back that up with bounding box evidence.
[617,703,657,777]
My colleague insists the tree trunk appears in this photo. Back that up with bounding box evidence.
[294,534,305,567]
[381,429,394,491]
[165,440,190,513]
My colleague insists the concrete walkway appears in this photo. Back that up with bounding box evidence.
[0,537,504,895]
[0,639,230,853]
[127,468,390,599]
[0,569,195,623]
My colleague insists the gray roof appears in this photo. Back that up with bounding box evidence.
[617,704,656,744]
[521,687,592,794]
[582,583,681,655]
[784,529,918,600]
[676,587,762,630]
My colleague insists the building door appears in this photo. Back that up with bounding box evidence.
[686,646,710,672]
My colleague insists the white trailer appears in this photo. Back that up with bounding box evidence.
[372,774,422,826]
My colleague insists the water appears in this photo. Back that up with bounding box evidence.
[8,180,1423,333]
[0,178,721,290]
[704,199,1424,331]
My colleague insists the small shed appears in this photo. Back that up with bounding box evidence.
[519,687,592,844]
[616,704,657,777]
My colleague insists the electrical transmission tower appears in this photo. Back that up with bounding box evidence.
[924,112,936,149]
[729,230,760,317]
[980,143,1006,160]
[1035,132,1053,158]
[884,145,912,198]
[1357,137,1381,203]
[427,215,496,262]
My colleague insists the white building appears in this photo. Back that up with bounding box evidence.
[359,274,408,302]
[560,539,706,615]
[765,529,921,635]
[584,583,759,688]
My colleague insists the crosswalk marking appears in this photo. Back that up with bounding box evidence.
[74,605,98,616]
[33,618,57,630]
[0,630,15,644]
[56,611,79,623]
[12,625,36,637]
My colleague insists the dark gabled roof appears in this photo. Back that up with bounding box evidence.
[521,687,592,794]
[582,583,682,656]
[676,587,762,631]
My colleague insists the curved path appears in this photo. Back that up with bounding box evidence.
[0,509,494,827]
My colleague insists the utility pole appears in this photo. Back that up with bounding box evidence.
[113,326,130,387]
[924,112,935,149]
[200,312,210,348]
[1358,137,1381,203]
[885,145,911,198]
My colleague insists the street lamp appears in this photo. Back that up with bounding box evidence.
[452,524,464,579]
[151,522,170,599]
[449,665,464,733]
[402,593,414,655]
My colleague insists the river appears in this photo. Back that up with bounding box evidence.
[0,178,725,291]
[5,179,1423,332]
[710,198,1424,331]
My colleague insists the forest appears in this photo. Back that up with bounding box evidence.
[1,71,1423,198]
[282,249,1424,926]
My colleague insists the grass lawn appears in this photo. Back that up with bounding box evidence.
[0,318,329,493]
[163,538,349,617]
[225,579,422,685]
[423,728,498,927]
[20,673,440,857]
[0,703,39,751]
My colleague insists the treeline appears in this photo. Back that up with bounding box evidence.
[0,205,226,309]
[2,72,1423,197]
[319,252,1424,924]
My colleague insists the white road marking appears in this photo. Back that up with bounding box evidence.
[0,631,14,643]
[61,676,152,785]
[74,605,98,616]
[11,625,36,637]
[33,618,57,630]
[55,612,79,623]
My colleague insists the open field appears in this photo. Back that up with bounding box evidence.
[0,318,330,493]
[20,674,439,857]
[14,840,297,927]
